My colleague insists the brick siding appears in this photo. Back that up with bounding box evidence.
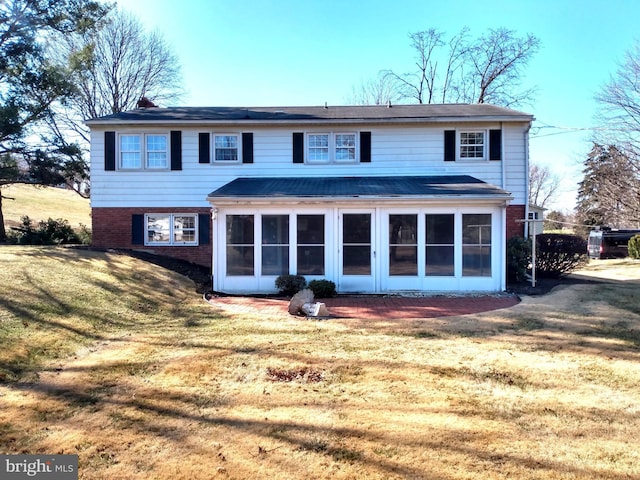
[506,204,526,239]
[92,207,212,267]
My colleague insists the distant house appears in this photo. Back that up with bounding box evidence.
[86,104,534,294]
[528,205,546,236]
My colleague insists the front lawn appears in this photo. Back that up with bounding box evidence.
[1,247,639,479]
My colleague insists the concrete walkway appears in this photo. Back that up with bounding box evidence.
[205,293,520,320]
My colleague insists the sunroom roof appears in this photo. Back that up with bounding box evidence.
[208,175,511,199]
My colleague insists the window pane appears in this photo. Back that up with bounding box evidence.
[262,246,289,275]
[121,152,141,169]
[343,214,371,275]
[146,135,166,151]
[462,214,492,244]
[426,246,454,276]
[174,215,196,243]
[215,135,238,161]
[426,214,454,244]
[146,135,167,168]
[343,246,371,275]
[120,135,140,151]
[308,134,329,161]
[147,215,170,243]
[147,152,167,168]
[297,215,324,275]
[297,215,324,244]
[426,214,455,276]
[227,215,254,276]
[343,214,370,244]
[120,135,141,168]
[227,215,254,244]
[335,134,356,161]
[460,131,485,158]
[262,215,289,275]
[262,215,289,244]
[226,246,254,276]
[462,246,491,276]
[389,215,417,276]
[297,246,324,275]
[462,214,491,276]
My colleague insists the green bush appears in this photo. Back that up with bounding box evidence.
[275,274,306,295]
[308,279,337,298]
[8,216,81,245]
[506,236,531,284]
[77,224,92,245]
[535,233,587,278]
[628,234,640,259]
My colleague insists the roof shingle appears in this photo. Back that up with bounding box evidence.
[208,175,511,199]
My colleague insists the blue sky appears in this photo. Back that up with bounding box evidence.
[117,0,639,211]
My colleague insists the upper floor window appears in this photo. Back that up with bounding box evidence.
[119,133,168,169]
[306,132,357,163]
[214,134,240,162]
[459,131,485,159]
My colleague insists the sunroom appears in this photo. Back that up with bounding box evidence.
[207,175,512,294]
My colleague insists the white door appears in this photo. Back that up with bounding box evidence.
[338,211,376,292]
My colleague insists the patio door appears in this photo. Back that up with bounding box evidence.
[339,211,376,292]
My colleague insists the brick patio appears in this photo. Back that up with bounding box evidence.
[205,294,520,320]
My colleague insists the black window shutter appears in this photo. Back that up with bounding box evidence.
[198,133,210,163]
[444,130,456,162]
[105,131,116,171]
[489,129,502,160]
[242,132,254,163]
[132,214,144,245]
[360,131,371,163]
[292,132,304,163]
[170,131,182,170]
[198,213,210,245]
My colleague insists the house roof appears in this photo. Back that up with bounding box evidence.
[207,175,512,202]
[86,104,533,126]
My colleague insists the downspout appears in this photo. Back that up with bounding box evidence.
[500,121,507,291]
[211,205,218,292]
[524,122,532,238]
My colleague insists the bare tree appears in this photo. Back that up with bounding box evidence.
[529,164,560,208]
[595,40,640,159]
[349,71,402,105]
[53,8,184,143]
[352,27,539,107]
[468,28,540,106]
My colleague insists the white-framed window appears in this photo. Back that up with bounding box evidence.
[145,214,198,246]
[306,132,357,163]
[214,134,240,163]
[308,133,330,162]
[119,133,169,169]
[459,131,486,160]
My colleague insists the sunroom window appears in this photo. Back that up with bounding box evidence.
[226,215,254,275]
[462,214,492,276]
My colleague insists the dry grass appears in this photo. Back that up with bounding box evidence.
[1,248,639,479]
[2,184,91,228]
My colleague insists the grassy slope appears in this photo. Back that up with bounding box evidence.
[1,247,639,479]
[2,184,91,228]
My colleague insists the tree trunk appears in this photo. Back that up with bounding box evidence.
[0,193,6,242]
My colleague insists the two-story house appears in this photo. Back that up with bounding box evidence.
[87,104,533,294]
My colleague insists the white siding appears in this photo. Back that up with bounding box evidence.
[90,122,529,208]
